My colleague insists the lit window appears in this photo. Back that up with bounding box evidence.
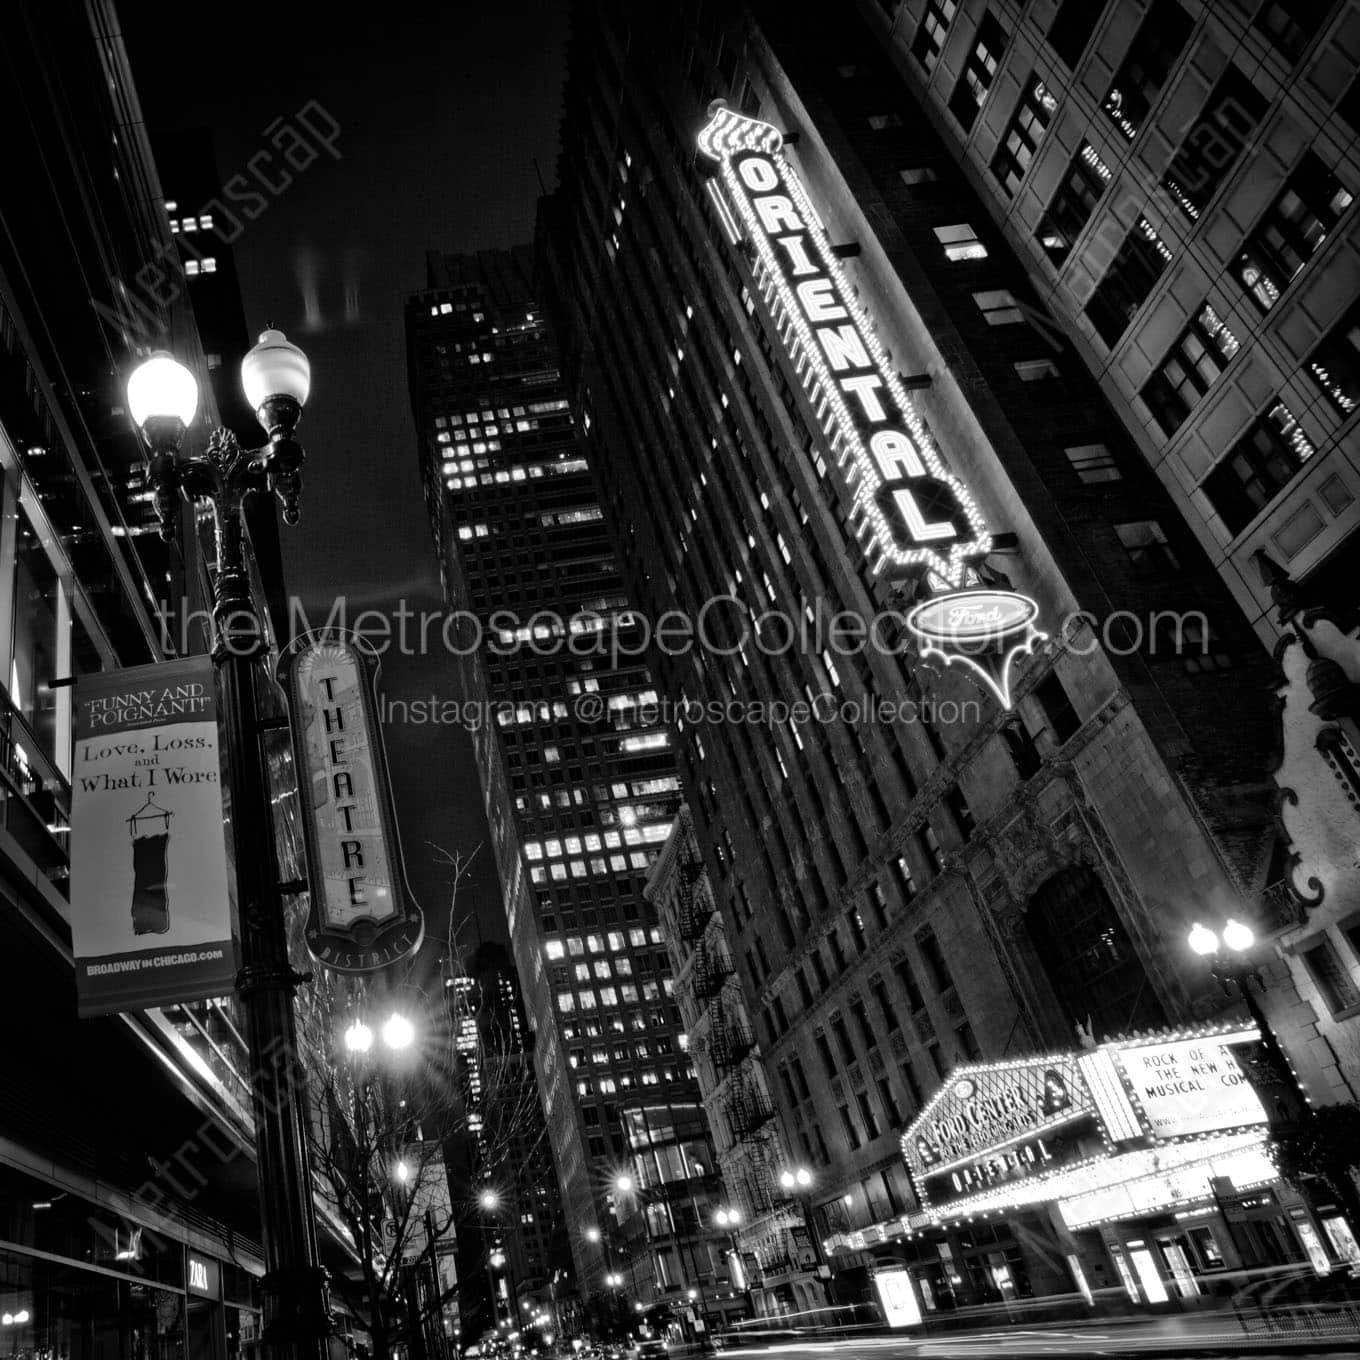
[934,223,987,261]
[1141,303,1241,436]
[910,0,958,73]
[198,214,213,230]
[1035,143,1111,264]
[1014,358,1059,381]
[990,73,1057,198]
[1102,0,1193,142]
[1307,299,1360,415]
[948,11,1007,133]
[1202,401,1316,535]
[1085,218,1172,347]
[1236,153,1354,314]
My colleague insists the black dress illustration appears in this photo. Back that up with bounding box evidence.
[128,797,173,935]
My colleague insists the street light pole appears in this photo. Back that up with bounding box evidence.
[714,1208,750,1317]
[129,337,324,1360]
[1188,920,1309,1119]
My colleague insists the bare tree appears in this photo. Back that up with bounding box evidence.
[290,848,549,1360]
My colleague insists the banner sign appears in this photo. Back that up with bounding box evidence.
[696,101,1045,707]
[70,657,235,1017]
[1111,1031,1267,1139]
[278,629,423,972]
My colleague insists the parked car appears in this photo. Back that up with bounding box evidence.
[636,1343,667,1360]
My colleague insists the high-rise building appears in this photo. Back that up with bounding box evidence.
[856,0,1360,1145]
[406,248,700,1293]
[445,941,569,1335]
[536,0,1347,1318]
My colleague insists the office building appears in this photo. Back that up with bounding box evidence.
[858,0,1360,1136]
[445,941,569,1336]
[405,248,701,1294]
[643,809,759,1325]
[536,0,1351,1317]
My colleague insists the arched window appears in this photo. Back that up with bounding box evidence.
[1025,866,1164,1038]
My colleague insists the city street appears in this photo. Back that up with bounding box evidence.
[710,1311,1360,1357]
[9,3,1360,1359]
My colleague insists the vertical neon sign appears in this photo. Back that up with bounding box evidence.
[697,102,1044,707]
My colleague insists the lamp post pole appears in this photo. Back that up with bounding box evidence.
[714,1209,750,1318]
[1188,920,1308,1119]
[129,338,325,1360]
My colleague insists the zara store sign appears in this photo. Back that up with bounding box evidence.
[696,102,1044,707]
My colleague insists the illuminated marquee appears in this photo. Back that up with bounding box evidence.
[697,102,1045,707]
[898,1022,1276,1225]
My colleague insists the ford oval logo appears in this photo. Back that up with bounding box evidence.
[907,589,1039,644]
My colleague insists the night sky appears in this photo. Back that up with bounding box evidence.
[122,1,570,947]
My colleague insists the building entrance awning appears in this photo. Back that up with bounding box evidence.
[826,1021,1278,1256]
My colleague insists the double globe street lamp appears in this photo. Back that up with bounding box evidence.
[128,335,322,1360]
[1187,918,1309,1119]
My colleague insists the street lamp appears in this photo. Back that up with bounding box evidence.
[479,1188,501,1212]
[1187,919,1308,1119]
[585,1227,601,1244]
[713,1207,749,1313]
[383,1012,417,1050]
[128,333,320,1360]
[614,1174,634,1194]
[778,1167,828,1304]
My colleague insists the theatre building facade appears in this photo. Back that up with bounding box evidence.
[829,1023,1358,1321]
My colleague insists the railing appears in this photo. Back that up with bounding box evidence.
[708,1006,755,1072]
[676,872,715,943]
[724,1074,775,1137]
[691,939,735,999]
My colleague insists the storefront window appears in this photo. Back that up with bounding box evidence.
[0,1245,185,1360]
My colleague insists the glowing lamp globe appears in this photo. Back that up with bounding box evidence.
[240,328,311,411]
[615,1174,633,1193]
[480,1189,500,1211]
[795,1168,812,1187]
[344,1020,373,1054]
[127,352,199,429]
[1223,918,1256,953]
[1187,923,1219,957]
[382,1012,415,1050]
[779,1172,794,1190]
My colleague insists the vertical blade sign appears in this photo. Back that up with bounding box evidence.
[696,102,1045,707]
[278,629,423,971]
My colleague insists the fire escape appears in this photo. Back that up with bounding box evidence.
[690,937,735,1001]
[675,857,714,944]
[707,1000,755,1075]
[722,1067,776,1140]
